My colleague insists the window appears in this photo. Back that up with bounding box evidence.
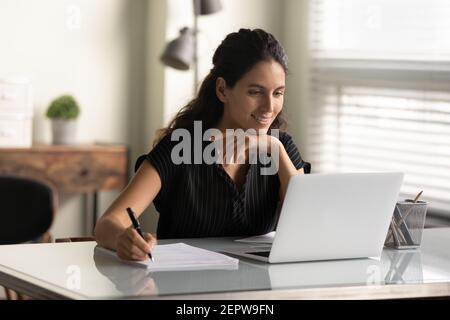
[309,0,450,214]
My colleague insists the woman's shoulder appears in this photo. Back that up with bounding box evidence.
[134,133,176,172]
[271,130,295,146]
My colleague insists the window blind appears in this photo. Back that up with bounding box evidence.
[309,0,450,214]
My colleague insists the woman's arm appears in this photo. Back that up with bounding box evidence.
[94,160,161,259]
[274,139,305,202]
[246,134,304,202]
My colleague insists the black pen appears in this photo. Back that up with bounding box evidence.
[126,207,154,262]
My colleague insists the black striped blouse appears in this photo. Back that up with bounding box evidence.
[135,131,310,239]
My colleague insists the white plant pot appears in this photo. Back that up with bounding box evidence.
[51,119,77,145]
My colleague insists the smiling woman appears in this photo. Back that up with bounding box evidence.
[94,28,311,261]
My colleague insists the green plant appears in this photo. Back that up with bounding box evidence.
[46,95,80,119]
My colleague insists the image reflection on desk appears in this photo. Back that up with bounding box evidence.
[93,249,271,297]
[93,248,425,297]
[382,250,423,284]
[93,251,158,296]
[264,258,382,289]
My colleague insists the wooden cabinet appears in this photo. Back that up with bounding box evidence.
[0,144,129,233]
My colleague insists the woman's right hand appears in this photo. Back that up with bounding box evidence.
[115,226,157,261]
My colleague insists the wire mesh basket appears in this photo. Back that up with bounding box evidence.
[384,200,428,249]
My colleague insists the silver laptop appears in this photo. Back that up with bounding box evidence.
[224,172,404,263]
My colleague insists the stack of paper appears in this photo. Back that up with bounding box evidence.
[94,243,239,272]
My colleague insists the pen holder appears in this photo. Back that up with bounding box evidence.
[384,200,428,249]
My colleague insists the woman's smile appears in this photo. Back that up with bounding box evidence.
[251,113,273,125]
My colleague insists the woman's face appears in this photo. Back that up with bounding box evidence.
[216,59,285,132]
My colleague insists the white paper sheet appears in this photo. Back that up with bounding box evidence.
[94,243,239,272]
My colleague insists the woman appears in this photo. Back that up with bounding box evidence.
[95,28,310,261]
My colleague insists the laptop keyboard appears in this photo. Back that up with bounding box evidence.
[246,251,270,257]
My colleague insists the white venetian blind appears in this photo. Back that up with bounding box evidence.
[308,0,450,214]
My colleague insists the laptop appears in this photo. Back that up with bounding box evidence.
[224,172,404,263]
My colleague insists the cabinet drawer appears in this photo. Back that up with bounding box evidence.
[46,152,127,193]
[0,115,32,148]
[0,82,32,114]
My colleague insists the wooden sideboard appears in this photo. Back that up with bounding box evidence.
[0,143,129,234]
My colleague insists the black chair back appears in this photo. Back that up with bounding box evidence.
[0,176,54,244]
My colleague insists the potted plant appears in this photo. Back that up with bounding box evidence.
[46,95,81,145]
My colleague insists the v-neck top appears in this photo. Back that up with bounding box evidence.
[135,131,311,239]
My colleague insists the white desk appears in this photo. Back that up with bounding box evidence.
[1,228,450,299]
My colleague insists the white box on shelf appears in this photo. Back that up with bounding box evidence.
[0,76,33,115]
[0,113,33,148]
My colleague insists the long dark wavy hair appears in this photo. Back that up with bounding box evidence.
[155,28,288,145]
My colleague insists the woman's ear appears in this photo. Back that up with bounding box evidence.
[216,77,227,103]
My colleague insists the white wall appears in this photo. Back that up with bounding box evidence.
[139,0,167,233]
[282,0,311,159]
[0,0,148,238]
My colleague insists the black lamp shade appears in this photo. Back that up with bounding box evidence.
[194,0,222,16]
[160,28,195,70]
[161,1,223,72]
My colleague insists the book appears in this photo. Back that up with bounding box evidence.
[94,243,239,272]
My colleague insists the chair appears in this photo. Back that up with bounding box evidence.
[0,176,56,299]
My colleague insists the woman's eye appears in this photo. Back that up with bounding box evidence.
[249,90,261,95]
[274,91,284,97]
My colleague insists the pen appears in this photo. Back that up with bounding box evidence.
[397,190,423,226]
[126,207,154,262]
